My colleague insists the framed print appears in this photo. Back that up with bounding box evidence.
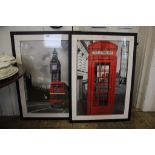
[71,32,137,121]
[11,31,71,118]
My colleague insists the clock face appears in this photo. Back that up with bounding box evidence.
[52,64,57,70]
[50,26,62,29]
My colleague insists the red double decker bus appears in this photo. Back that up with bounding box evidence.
[49,81,66,107]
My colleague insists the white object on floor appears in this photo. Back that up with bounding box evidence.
[0,61,11,70]
[0,55,16,65]
[0,66,18,80]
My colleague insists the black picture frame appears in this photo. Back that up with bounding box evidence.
[71,31,137,122]
[10,31,71,119]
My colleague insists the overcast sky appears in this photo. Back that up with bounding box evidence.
[21,40,69,88]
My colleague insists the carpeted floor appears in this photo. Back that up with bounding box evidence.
[0,109,155,129]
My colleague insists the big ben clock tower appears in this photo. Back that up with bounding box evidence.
[50,49,61,82]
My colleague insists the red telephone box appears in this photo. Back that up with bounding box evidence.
[87,41,118,115]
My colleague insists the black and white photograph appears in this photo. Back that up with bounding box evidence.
[11,32,70,118]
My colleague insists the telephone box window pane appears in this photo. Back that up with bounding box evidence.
[94,63,110,106]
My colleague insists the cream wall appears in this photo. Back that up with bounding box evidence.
[135,27,155,111]
[133,27,155,111]
[3,26,153,116]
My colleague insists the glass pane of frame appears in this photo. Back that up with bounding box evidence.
[72,33,136,121]
[11,32,70,118]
